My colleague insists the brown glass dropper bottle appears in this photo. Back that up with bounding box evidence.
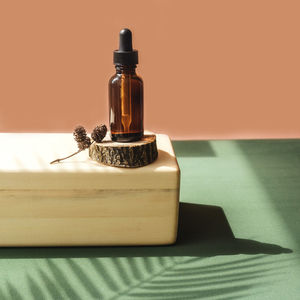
[109,28,144,142]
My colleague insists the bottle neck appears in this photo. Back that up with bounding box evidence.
[115,64,137,75]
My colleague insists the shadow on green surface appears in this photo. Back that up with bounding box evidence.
[235,139,300,248]
[175,203,292,256]
[14,254,285,300]
[0,203,291,259]
[172,141,216,157]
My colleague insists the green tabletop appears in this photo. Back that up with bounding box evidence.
[0,139,299,299]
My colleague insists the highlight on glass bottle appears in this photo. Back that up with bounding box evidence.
[109,28,144,142]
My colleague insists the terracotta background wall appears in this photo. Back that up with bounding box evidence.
[0,0,299,140]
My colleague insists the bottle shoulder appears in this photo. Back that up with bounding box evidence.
[135,74,143,84]
[108,74,120,85]
[109,73,143,85]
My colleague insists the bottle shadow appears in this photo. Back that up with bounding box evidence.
[0,202,292,259]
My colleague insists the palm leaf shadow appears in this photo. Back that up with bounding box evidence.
[108,255,288,300]
[45,259,81,299]
[38,269,63,299]
[66,259,103,299]
[6,282,23,300]
[27,274,45,300]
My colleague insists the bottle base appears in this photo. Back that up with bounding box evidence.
[111,132,143,143]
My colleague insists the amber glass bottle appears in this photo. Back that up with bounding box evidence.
[109,29,144,142]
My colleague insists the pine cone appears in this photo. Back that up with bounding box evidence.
[78,136,91,150]
[91,124,107,143]
[73,125,87,143]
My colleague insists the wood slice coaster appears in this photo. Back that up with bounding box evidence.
[89,134,158,168]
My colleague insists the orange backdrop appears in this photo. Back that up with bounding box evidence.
[0,0,299,140]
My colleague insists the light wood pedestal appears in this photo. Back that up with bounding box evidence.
[0,132,180,246]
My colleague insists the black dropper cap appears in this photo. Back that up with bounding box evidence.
[113,28,138,65]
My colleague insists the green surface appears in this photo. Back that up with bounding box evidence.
[0,139,300,299]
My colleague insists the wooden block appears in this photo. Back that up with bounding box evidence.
[0,132,180,246]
